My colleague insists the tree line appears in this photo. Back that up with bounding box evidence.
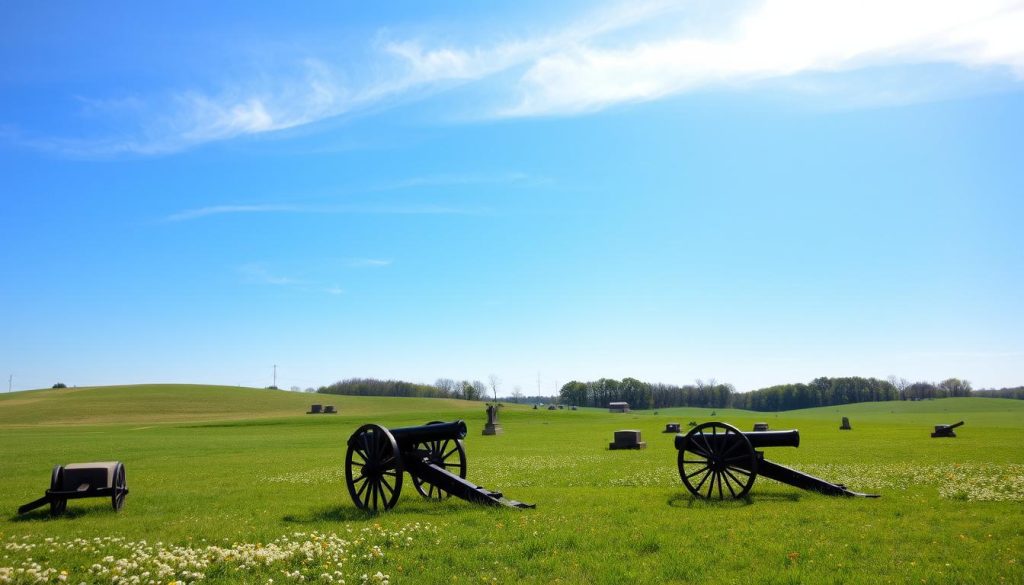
[559,376,993,411]
[973,386,1024,400]
[317,375,1022,411]
[559,378,736,410]
[317,377,491,401]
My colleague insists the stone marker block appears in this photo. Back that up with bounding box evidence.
[609,429,647,450]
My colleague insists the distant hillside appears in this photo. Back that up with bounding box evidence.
[0,384,483,426]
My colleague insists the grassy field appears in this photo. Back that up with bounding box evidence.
[1,385,1022,584]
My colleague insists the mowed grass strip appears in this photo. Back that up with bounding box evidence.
[1,386,1022,584]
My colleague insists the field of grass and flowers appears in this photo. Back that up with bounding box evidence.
[1,385,1022,584]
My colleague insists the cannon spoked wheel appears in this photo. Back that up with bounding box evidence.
[49,465,67,516]
[111,462,127,511]
[411,421,467,500]
[346,424,404,511]
[678,421,757,500]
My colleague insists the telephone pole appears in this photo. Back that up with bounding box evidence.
[273,365,277,389]
[7,374,11,393]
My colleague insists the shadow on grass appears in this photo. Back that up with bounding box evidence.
[9,506,111,522]
[283,499,485,524]
[667,491,801,508]
[282,506,377,523]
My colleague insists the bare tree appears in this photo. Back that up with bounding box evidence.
[435,378,456,397]
[511,385,524,403]
[471,380,487,401]
[887,375,910,398]
[488,374,501,402]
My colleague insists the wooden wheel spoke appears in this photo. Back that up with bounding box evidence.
[693,468,713,492]
[685,465,710,479]
[726,465,751,476]
[356,477,371,498]
[722,472,738,497]
[352,473,369,485]
[724,454,752,463]
[723,468,745,488]
[705,473,716,498]
[687,446,711,459]
[682,459,710,465]
[380,476,395,496]
[698,432,715,456]
[360,480,372,507]
[716,472,724,499]
[361,434,376,461]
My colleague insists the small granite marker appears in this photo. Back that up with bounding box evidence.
[608,430,647,450]
[482,403,503,435]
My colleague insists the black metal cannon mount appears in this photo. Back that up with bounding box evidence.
[675,422,879,500]
[344,420,534,511]
[18,461,128,516]
[931,420,964,438]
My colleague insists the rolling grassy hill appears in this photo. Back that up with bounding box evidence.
[1,385,1021,584]
[0,384,487,426]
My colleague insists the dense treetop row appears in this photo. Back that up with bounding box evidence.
[312,376,1022,412]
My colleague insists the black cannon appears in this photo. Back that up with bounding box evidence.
[675,422,878,499]
[344,420,534,511]
[18,461,128,516]
[931,420,964,438]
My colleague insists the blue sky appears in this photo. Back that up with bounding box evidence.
[2,0,1022,394]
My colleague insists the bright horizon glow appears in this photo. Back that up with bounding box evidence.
[1,1,1022,394]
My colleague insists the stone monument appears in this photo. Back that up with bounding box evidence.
[608,430,647,450]
[664,422,681,433]
[840,416,852,430]
[753,422,770,431]
[482,403,503,435]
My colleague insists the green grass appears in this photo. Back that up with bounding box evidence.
[1,386,1022,584]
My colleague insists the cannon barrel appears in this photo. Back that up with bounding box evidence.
[947,420,965,429]
[388,420,468,446]
[674,429,800,451]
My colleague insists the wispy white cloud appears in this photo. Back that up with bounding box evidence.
[372,171,535,191]
[163,203,483,222]
[164,204,302,222]
[345,258,393,268]
[238,263,301,286]
[20,0,1024,155]
[500,0,1024,116]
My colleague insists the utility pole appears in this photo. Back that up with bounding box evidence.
[536,372,541,396]
[8,374,11,393]
[273,365,277,389]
